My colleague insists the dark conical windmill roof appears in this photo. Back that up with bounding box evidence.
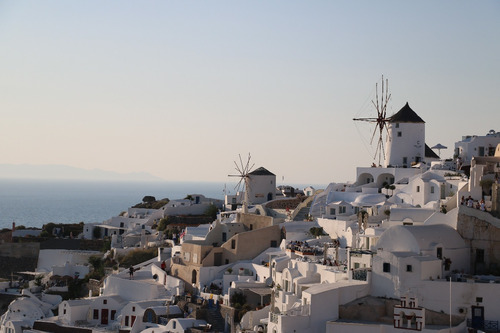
[249,167,275,176]
[389,102,425,123]
[425,144,440,159]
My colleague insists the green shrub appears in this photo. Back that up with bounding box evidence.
[117,248,158,268]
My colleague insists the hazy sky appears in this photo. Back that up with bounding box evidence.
[0,1,499,184]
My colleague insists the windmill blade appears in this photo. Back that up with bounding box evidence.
[352,117,378,122]
[243,153,251,173]
[238,154,245,174]
[233,159,243,175]
[246,162,255,174]
[370,123,378,144]
[235,176,244,192]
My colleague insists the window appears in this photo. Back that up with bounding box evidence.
[103,299,107,304]
[437,247,443,259]
[416,186,420,192]
[63,309,66,315]
[397,131,402,137]
[406,265,412,272]
[271,240,277,247]
[403,157,408,165]
[231,239,236,249]
[395,123,400,128]
[354,263,360,269]
[173,321,176,329]
[383,263,390,272]
[339,206,346,214]
[111,310,116,320]
[193,253,198,264]
[431,186,435,194]
[476,249,485,263]
[132,307,135,312]
[184,252,190,261]
[330,208,336,215]
[93,309,99,319]
[354,207,360,214]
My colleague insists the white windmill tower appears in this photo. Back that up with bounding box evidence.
[353,76,392,166]
[228,153,255,214]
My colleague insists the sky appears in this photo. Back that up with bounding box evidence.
[0,1,499,185]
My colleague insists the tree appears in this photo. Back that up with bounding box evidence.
[309,227,325,237]
[157,218,170,232]
[142,196,156,203]
[87,255,105,281]
[389,185,396,196]
[93,227,102,239]
[204,204,218,220]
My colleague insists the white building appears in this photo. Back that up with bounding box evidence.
[385,102,426,168]
[225,167,276,208]
[455,129,500,167]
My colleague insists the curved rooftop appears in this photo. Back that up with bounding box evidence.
[377,224,465,253]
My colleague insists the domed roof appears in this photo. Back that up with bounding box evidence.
[353,193,387,205]
[377,224,465,253]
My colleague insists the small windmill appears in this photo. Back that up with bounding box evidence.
[353,76,392,166]
[228,153,255,214]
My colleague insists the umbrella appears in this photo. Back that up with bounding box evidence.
[431,143,447,157]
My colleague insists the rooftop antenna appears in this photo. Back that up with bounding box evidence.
[353,75,392,166]
[228,153,254,214]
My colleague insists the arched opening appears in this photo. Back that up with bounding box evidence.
[191,269,197,284]
[357,173,375,185]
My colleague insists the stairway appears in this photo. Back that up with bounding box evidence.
[204,305,226,333]
[293,204,311,221]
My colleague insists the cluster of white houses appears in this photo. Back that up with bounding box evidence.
[2,103,500,333]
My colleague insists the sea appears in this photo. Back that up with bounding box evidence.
[0,179,325,230]
[0,179,229,230]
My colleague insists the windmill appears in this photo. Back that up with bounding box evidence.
[228,153,255,214]
[353,76,392,166]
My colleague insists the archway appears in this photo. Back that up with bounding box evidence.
[191,269,197,284]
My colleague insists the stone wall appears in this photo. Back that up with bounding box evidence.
[457,209,500,274]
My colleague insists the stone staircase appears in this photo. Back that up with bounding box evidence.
[204,305,226,332]
[293,203,312,221]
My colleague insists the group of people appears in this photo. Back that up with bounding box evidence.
[461,195,486,211]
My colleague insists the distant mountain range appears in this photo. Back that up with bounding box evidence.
[0,164,163,181]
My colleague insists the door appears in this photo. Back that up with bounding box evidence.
[214,252,222,266]
[101,309,109,325]
[471,306,484,329]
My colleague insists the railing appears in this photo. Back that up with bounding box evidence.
[467,319,499,332]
